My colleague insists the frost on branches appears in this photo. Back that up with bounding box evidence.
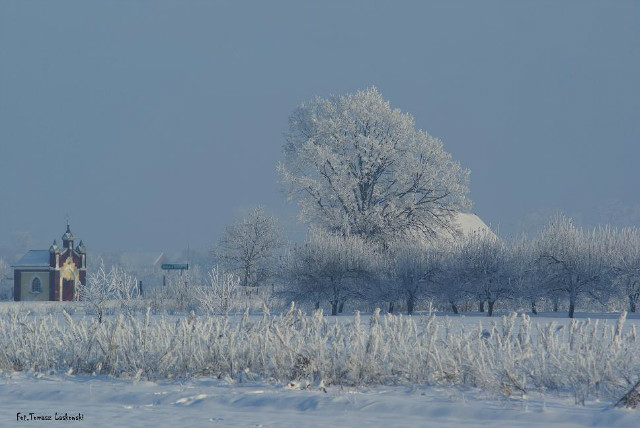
[78,262,139,323]
[278,87,470,244]
[280,229,380,316]
[214,206,283,288]
[452,231,512,317]
[535,214,608,319]
[386,237,445,315]
[194,266,240,314]
[610,227,640,313]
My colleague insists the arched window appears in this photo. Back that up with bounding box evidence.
[31,277,42,293]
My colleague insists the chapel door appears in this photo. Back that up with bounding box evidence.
[62,279,75,301]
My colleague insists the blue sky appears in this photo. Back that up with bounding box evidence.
[1,1,638,253]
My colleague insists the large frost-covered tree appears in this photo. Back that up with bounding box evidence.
[279,87,470,243]
[215,206,283,287]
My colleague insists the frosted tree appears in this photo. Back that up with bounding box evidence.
[281,228,378,315]
[387,238,443,315]
[279,87,470,244]
[456,231,513,317]
[215,206,283,287]
[506,235,541,314]
[610,227,640,312]
[78,262,139,322]
[535,214,606,318]
[430,245,466,314]
[78,262,111,323]
[194,266,240,314]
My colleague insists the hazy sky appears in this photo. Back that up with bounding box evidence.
[1,1,639,254]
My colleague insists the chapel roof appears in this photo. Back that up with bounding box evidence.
[13,250,50,267]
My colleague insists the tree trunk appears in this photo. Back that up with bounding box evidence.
[407,297,415,315]
[338,300,345,313]
[568,298,576,319]
[487,300,495,317]
[479,299,485,313]
[450,302,459,314]
[388,301,395,313]
[331,301,338,316]
[553,296,559,312]
[315,301,320,310]
[630,295,638,313]
[531,300,538,315]
[243,265,250,287]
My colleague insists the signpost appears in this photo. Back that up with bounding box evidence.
[161,263,189,286]
[161,263,189,270]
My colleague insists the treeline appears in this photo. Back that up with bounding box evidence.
[278,214,640,318]
[67,212,640,320]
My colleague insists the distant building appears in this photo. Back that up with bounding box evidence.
[13,224,86,301]
[452,212,496,238]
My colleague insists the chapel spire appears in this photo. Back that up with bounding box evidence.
[62,222,74,249]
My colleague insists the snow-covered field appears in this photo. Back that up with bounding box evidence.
[2,371,640,428]
[1,305,639,427]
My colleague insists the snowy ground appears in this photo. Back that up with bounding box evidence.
[1,371,639,428]
[1,306,640,427]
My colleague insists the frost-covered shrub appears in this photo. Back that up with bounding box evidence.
[78,262,140,322]
[0,307,638,405]
[146,266,269,315]
[194,266,240,314]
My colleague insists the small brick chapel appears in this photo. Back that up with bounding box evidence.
[13,224,87,301]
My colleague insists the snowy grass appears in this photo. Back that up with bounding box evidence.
[1,304,639,407]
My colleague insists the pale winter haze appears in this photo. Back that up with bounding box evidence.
[1,1,639,253]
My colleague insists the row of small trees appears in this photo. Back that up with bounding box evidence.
[279,214,640,318]
[78,263,245,321]
[78,211,639,319]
